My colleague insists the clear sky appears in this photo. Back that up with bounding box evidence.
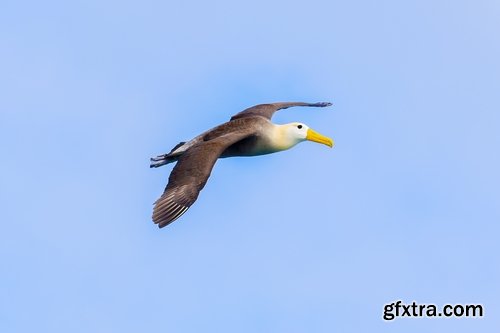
[1,0,499,332]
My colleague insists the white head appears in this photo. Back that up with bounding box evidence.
[276,122,334,151]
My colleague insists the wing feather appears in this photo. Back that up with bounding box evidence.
[153,125,257,228]
[230,102,332,121]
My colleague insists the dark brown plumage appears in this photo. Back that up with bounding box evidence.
[152,119,259,227]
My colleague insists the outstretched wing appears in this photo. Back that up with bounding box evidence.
[230,101,332,121]
[153,125,256,228]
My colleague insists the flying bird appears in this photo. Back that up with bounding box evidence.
[150,102,334,228]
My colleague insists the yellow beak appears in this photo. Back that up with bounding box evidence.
[306,128,334,148]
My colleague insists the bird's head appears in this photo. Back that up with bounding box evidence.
[278,122,334,150]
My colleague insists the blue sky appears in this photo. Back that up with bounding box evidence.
[1,0,499,332]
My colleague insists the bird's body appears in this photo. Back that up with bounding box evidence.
[151,102,334,228]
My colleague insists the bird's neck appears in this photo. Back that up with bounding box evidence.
[269,124,300,152]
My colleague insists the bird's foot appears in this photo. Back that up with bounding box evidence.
[150,154,167,162]
[150,154,168,168]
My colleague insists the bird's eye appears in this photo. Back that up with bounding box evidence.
[297,125,303,129]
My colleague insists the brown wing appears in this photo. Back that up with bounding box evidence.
[230,101,332,121]
[152,126,256,228]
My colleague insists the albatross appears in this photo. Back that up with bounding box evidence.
[150,101,334,228]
